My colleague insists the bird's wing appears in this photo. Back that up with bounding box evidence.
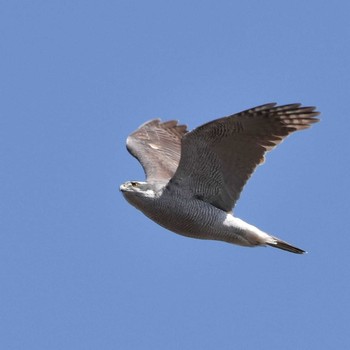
[127,119,188,184]
[168,103,319,212]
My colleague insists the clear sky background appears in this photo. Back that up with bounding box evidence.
[1,1,349,349]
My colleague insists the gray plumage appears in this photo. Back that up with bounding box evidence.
[120,103,319,254]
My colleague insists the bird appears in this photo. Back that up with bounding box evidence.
[120,103,319,254]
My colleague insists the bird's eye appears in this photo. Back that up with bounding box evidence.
[131,182,138,187]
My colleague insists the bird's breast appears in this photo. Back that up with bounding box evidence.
[136,192,224,238]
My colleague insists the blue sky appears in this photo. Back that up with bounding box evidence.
[1,1,349,349]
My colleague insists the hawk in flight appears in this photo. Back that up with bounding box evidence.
[120,103,319,254]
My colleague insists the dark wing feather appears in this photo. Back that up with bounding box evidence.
[127,119,188,184]
[168,103,319,212]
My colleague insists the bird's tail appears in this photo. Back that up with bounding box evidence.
[266,236,305,254]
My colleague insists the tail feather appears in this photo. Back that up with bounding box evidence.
[267,237,306,254]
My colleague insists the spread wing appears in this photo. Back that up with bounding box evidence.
[126,119,188,184]
[168,103,320,212]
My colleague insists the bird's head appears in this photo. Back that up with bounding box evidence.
[120,181,158,201]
